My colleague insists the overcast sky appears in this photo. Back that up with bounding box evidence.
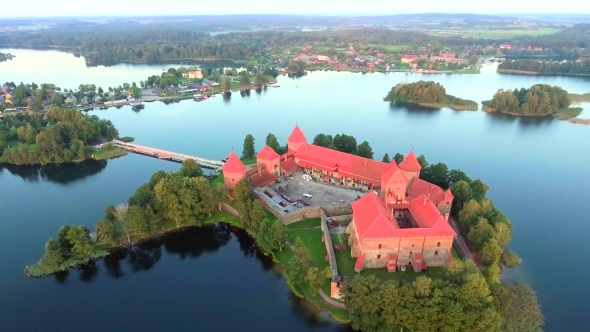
[1,0,589,18]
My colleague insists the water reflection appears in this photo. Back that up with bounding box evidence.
[78,260,99,282]
[485,111,556,129]
[388,101,442,116]
[0,160,107,184]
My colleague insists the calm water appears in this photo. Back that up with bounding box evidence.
[2,50,590,331]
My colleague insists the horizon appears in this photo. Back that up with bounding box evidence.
[1,0,589,19]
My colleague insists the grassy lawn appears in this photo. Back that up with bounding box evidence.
[286,217,321,230]
[91,147,128,160]
[453,67,481,74]
[6,140,36,151]
[240,157,256,165]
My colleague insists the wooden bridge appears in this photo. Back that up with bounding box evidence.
[111,140,225,170]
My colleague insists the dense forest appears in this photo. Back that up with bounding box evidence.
[499,59,590,75]
[0,108,119,165]
[384,81,447,103]
[485,84,571,116]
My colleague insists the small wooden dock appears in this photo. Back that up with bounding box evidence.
[111,140,224,170]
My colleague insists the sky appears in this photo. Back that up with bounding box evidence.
[1,0,589,18]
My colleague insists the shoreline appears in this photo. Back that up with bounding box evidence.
[498,68,590,77]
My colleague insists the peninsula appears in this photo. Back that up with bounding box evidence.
[26,125,543,332]
[384,80,478,111]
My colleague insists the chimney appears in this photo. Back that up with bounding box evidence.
[364,160,367,170]
[444,213,449,223]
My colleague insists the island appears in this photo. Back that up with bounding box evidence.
[0,52,14,62]
[482,84,589,122]
[498,59,590,76]
[0,108,126,165]
[26,125,543,332]
[384,80,479,111]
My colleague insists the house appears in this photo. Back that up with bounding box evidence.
[317,55,331,62]
[202,79,219,87]
[81,96,89,105]
[401,55,418,63]
[95,96,103,104]
[366,62,376,68]
[65,95,77,104]
[184,70,203,79]
[499,44,512,49]
[167,86,179,94]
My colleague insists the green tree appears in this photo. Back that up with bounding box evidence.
[502,248,522,267]
[382,153,390,163]
[104,205,117,221]
[469,55,479,65]
[306,266,325,294]
[481,239,503,266]
[356,141,373,159]
[333,134,357,154]
[42,239,64,270]
[127,205,152,238]
[129,86,142,99]
[97,87,104,94]
[95,219,119,246]
[503,284,544,332]
[257,218,278,254]
[114,204,131,243]
[450,179,472,214]
[471,179,490,201]
[272,221,287,251]
[344,275,384,332]
[421,162,449,188]
[234,178,253,203]
[242,134,255,159]
[65,225,95,260]
[180,159,203,178]
[236,200,252,229]
[249,200,266,232]
[57,225,73,257]
[265,133,281,153]
[393,153,404,164]
[312,133,334,148]
[417,154,428,168]
[220,77,231,92]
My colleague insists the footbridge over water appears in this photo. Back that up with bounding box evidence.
[111,140,225,170]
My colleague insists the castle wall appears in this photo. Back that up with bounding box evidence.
[257,156,280,174]
[223,171,244,189]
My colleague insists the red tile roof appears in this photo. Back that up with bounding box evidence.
[288,125,306,143]
[295,143,388,185]
[257,145,280,160]
[381,161,401,182]
[351,192,399,239]
[444,189,454,199]
[280,157,299,173]
[222,152,246,174]
[249,169,278,187]
[399,151,422,172]
[408,178,445,204]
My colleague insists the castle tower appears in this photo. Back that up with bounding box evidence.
[221,152,246,189]
[257,145,280,175]
[380,161,408,205]
[287,125,307,152]
[399,151,422,185]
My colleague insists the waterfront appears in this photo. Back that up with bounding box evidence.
[1,49,590,331]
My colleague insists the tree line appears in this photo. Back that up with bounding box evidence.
[499,59,590,75]
[0,108,119,165]
[485,84,571,116]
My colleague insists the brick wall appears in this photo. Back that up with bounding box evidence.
[253,188,322,225]
[321,213,338,278]
[323,203,352,217]
[221,203,240,217]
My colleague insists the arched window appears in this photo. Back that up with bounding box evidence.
[437,242,441,247]
[378,244,382,249]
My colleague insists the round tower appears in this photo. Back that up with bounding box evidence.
[399,151,422,185]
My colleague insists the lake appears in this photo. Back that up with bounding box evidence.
[1,49,590,331]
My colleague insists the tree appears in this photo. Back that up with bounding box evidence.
[265,133,281,153]
[272,221,287,251]
[480,239,503,266]
[471,179,490,202]
[306,266,325,294]
[417,154,428,168]
[467,217,493,250]
[43,239,64,269]
[239,75,251,86]
[469,55,479,65]
[65,225,95,260]
[97,87,104,94]
[249,200,266,231]
[356,141,374,159]
[413,275,433,297]
[333,134,357,154]
[114,204,131,243]
[254,73,269,87]
[28,98,42,112]
[130,86,142,99]
[421,162,449,188]
[450,180,472,214]
[95,219,119,246]
[503,284,544,332]
[104,205,117,221]
[236,200,252,229]
[344,275,384,332]
[57,225,73,257]
[242,134,255,159]
[220,77,231,92]
[127,205,152,238]
[257,218,278,254]
[312,133,334,149]
[234,179,253,203]
[502,248,522,267]
[382,153,390,163]
[393,153,404,164]
[180,159,203,178]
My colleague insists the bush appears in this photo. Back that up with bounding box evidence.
[119,136,135,143]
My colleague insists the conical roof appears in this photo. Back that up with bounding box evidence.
[222,152,246,173]
[287,125,306,143]
[399,151,422,172]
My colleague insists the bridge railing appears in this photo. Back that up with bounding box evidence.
[111,140,224,166]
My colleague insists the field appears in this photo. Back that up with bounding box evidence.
[6,140,36,151]
[423,27,562,39]
[91,147,128,160]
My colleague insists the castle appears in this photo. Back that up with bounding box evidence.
[222,125,456,273]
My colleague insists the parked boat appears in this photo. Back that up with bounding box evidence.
[129,101,142,106]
